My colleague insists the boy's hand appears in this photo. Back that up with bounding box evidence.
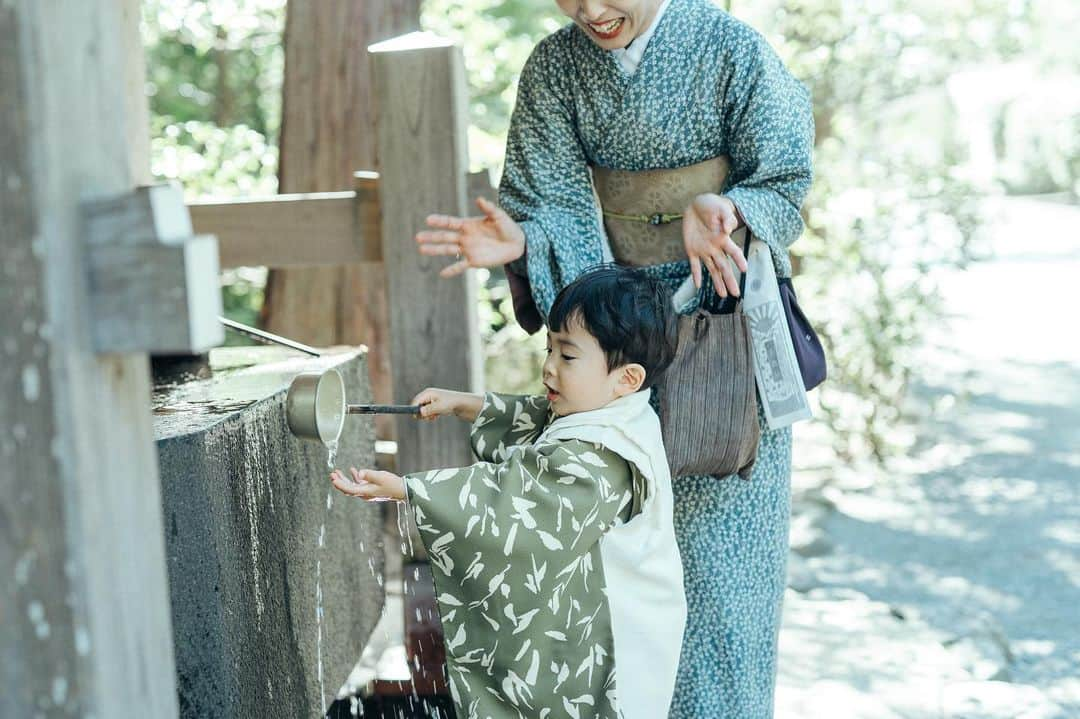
[411,388,484,423]
[330,468,405,502]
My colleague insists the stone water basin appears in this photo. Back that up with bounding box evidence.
[153,346,384,718]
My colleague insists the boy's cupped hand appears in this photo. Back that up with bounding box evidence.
[330,467,405,502]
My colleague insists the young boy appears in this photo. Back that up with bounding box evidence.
[331,266,686,719]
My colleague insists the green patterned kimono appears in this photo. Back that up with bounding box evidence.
[404,392,686,719]
[497,1,813,716]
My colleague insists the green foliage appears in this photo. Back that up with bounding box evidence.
[748,0,1073,460]
[420,0,566,168]
[151,120,278,199]
[143,0,285,140]
[476,270,546,394]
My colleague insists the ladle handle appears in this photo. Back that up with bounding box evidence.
[219,317,322,357]
[347,404,421,416]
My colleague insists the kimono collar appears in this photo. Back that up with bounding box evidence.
[610,0,673,75]
[542,390,656,441]
[570,0,697,85]
[541,389,669,515]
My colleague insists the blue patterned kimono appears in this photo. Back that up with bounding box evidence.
[497,1,813,716]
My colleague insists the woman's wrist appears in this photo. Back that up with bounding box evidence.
[507,244,528,276]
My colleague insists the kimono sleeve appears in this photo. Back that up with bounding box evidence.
[720,30,814,273]
[469,393,551,463]
[499,38,607,324]
[402,440,634,594]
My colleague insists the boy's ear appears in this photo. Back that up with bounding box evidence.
[616,363,647,395]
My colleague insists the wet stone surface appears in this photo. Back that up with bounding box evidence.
[154,346,384,718]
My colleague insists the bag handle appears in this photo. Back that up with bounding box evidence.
[698,226,752,314]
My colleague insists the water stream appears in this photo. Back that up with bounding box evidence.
[316,440,338,715]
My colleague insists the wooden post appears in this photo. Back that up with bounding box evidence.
[1,1,178,716]
[370,33,482,475]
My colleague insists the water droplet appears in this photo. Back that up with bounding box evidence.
[22,364,40,402]
[75,627,91,656]
[51,677,68,704]
[15,550,35,585]
[27,601,50,639]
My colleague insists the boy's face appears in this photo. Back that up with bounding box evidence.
[543,317,644,416]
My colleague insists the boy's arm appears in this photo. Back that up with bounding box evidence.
[413,388,484,423]
[402,439,632,585]
[470,392,551,463]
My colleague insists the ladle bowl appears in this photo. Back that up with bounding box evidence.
[286,369,346,446]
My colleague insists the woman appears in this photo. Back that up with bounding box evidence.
[417,1,813,716]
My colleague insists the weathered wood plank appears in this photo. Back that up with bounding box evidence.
[370,34,482,476]
[84,185,223,353]
[1,1,178,716]
[189,187,382,268]
[192,174,494,270]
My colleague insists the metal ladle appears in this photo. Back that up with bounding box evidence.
[286,369,420,445]
[217,318,418,444]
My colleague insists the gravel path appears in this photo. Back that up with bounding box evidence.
[777,196,1080,718]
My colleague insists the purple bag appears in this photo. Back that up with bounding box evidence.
[778,278,826,391]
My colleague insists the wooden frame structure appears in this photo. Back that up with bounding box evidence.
[190,33,492,478]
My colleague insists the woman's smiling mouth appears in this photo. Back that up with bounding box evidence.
[586,17,625,40]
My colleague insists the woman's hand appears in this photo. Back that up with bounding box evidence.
[416,197,526,278]
[411,388,484,423]
[682,193,748,298]
[330,468,405,502]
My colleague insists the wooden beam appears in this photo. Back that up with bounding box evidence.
[189,182,382,268]
[85,184,224,353]
[370,33,481,476]
[191,171,494,271]
[1,1,178,716]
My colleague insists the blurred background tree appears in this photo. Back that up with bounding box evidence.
[143,0,1079,460]
[144,0,284,330]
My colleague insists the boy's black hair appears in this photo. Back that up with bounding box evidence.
[548,264,678,391]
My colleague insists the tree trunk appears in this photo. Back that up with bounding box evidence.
[261,0,420,437]
[214,25,232,127]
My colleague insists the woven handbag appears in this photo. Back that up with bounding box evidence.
[658,300,761,480]
[658,228,760,479]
